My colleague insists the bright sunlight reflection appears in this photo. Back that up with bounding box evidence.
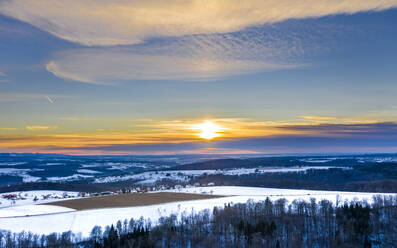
[194,121,223,140]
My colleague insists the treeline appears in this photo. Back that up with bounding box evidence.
[1,196,397,247]
[192,164,397,193]
[171,157,361,170]
[0,182,118,194]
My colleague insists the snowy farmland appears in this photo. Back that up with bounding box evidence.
[93,166,347,184]
[0,190,80,208]
[0,190,80,218]
[0,186,395,237]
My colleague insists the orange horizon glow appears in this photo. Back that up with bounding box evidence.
[0,116,391,154]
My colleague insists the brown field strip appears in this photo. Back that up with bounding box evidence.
[41,192,223,210]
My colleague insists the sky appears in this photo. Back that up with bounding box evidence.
[1,0,397,155]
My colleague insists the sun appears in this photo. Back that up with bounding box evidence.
[194,121,223,140]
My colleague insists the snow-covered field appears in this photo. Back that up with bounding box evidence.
[94,166,347,184]
[0,190,79,208]
[77,169,101,174]
[0,168,43,183]
[0,205,74,218]
[0,190,79,218]
[47,174,95,182]
[81,162,154,170]
[164,186,391,199]
[0,186,395,237]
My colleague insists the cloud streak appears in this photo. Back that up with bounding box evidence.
[0,127,17,131]
[1,0,396,46]
[298,115,382,124]
[46,51,298,83]
[26,125,58,131]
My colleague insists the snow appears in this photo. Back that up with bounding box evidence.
[373,157,397,163]
[94,167,348,184]
[77,169,101,174]
[81,162,150,170]
[221,166,349,174]
[0,162,27,166]
[105,162,150,170]
[81,163,106,168]
[21,175,41,183]
[47,174,94,182]
[44,163,65,166]
[93,170,193,184]
[0,168,42,183]
[0,168,30,174]
[356,156,397,163]
[163,186,393,199]
[0,186,395,237]
[299,158,337,163]
[0,205,74,217]
[0,199,230,236]
[0,190,80,208]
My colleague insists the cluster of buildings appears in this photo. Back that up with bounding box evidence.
[0,192,77,205]
[129,182,215,193]
[0,182,217,202]
[90,182,216,197]
[1,193,19,200]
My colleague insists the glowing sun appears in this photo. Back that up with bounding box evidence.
[194,121,223,140]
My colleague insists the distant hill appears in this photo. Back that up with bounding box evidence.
[171,155,375,170]
[172,157,306,170]
[172,158,252,170]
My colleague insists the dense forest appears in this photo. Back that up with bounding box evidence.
[1,196,396,247]
[191,163,397,193]
[171,157,362,170]
[0,182,120,194]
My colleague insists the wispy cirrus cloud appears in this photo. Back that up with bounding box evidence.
[3,1,389,82]
[0,127,17,131]
[46,51,299,83]
[301,115,353,121]
[45,25,316,83]
[59,117,138,122]
[1,0,396,46]
[276,122,397,136]
[298,115,382,124]
[26,125,58,131]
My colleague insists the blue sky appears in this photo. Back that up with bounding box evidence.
[1,1,397,154]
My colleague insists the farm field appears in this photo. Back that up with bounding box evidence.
[42,192,222,210]
[0,186,396,237]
